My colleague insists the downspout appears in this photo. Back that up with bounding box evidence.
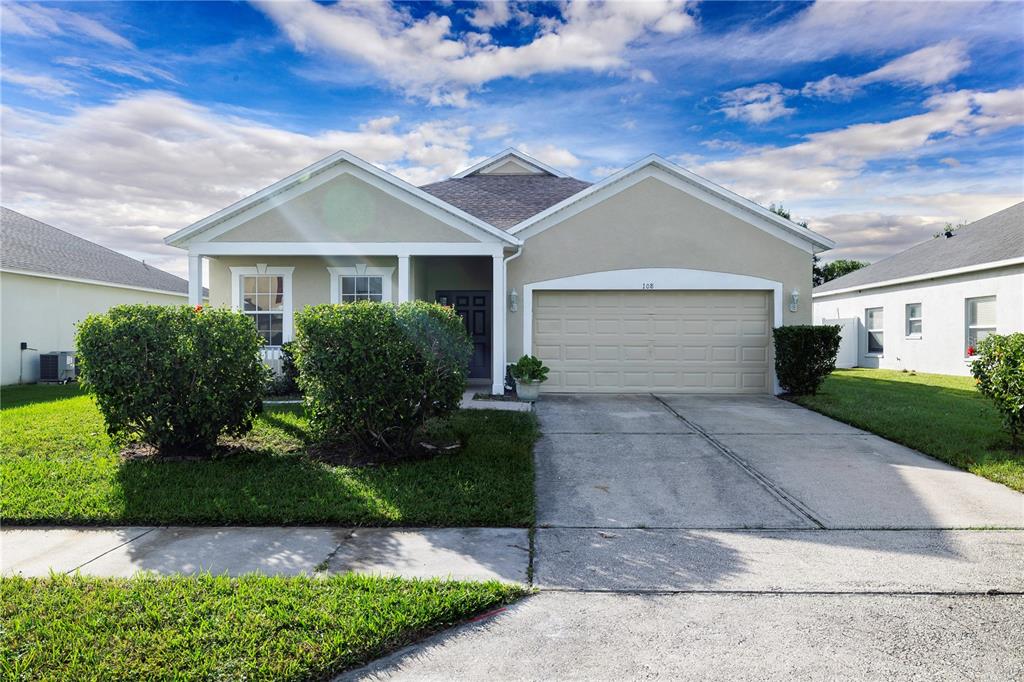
[501,244,524,390]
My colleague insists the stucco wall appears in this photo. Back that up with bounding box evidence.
[214,172,474,243]
[812,265,1024,376]
[1,272,187,385]
[505,176,813,358]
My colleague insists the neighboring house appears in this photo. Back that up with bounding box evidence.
[0,207,194,385]
[812,202,1024,376]
[165,148,834,395]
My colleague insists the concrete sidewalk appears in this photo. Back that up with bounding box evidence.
[0,526,530,582]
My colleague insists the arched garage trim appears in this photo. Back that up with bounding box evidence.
[521,268,786,394]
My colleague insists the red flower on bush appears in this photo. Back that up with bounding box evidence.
[967,345,976,357]
[194,304,203,313]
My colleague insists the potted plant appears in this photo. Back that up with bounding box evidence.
[509,354,549,401]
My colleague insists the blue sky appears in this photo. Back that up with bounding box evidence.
[2,0,1022,277]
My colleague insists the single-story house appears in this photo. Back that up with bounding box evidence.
[165,148,834,395]
[1,207,195,385]
[812,201,1023,376]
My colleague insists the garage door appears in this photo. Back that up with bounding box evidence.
[533,290,771,393]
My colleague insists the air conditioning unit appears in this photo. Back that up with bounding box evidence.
[39,351,77,383]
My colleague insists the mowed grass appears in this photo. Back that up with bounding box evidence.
[1,573,525,681]
[791,368,1024,492]
[0,384,537,526]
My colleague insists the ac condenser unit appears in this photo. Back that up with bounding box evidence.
[39,351,77,383]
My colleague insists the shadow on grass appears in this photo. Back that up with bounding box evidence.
[0,383,86,409]
[111,409,538,528]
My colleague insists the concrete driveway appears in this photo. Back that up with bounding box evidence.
[535,393,1024,531]
[348,393,1024,680]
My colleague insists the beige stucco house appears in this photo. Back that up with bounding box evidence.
[166,149,834,395]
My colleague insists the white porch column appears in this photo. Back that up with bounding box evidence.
[397,255,411,303]
[188,252,203,306]
[491,254,506,395]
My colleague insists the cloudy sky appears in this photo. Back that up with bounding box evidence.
[2,0,1022,278]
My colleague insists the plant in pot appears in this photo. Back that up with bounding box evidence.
[509,354,549,401]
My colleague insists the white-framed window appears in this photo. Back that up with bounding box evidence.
[865,307,884,355]
[328,266,394,304]
[905,303,922,337]
[230,266,294,347]
[966,296,996,353]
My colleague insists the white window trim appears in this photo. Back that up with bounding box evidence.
[865,307,884,356]
[327,266,395,304]
[521,268,785,395]
[965,295,997,357]
[230,265,295,346]
[905,302,922,339]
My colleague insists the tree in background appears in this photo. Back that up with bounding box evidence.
[819,259,869,284]
[934,221,967,239]
[768,203,868,286]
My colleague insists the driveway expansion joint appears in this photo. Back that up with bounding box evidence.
[651,394,827,529]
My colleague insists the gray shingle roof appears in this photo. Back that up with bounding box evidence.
[1,206,190,294]
[419,175,591,229]
[815,201,1024,294]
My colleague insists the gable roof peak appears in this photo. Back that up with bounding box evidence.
[453,148,568,179]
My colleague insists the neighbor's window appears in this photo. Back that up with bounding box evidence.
[866,307,884,354]
[905,303,922,337]
[966,296,996,353]
[340,275,384,303]
[241,275,284,346]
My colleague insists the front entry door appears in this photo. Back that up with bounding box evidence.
[436,290,491,379]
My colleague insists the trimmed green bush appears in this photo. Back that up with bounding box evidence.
[76,305,266,455]
[773,325,842,395]
[971,332,1024,450]
[293,301,472,454]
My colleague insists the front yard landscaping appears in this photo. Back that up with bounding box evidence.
[0,384,537,526]
[1,573,525,680]
[791,368,1024,493]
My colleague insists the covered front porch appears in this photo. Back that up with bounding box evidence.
[187,243,510,394]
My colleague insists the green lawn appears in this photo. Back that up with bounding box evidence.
[0,384,537,526]
[1,573,525,681]
[791,368,1024,492]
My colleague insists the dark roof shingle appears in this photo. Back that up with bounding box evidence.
[1,207,190,294]
[419,175,591,229]
[815,201,1024,293]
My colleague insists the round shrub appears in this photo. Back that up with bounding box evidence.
[772,325,842,395]
[970,332,1024,450]
[76,305,267,455]
[293,300,472,454]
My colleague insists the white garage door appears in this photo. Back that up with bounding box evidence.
[533,290,771,393]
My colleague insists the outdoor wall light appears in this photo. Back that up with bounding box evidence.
[509,288,519,313]
[789,288,800,312]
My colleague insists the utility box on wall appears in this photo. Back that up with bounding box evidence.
[822,318,858,369]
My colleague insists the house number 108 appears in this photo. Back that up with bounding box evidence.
[641,282,655,290]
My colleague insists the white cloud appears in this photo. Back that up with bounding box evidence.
[254,0,694,105]
[802,40,970,100]
[55,56,180,84]
[698,87,1024,203]
[940,157,960,168]
[517,143,581,169]
[2,69,76,98]
[1,2,134,49]
[718,82,796,124]
[466,1,511,29]
[0,93,484,276]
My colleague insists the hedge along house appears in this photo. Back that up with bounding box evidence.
[165,149,834,395]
